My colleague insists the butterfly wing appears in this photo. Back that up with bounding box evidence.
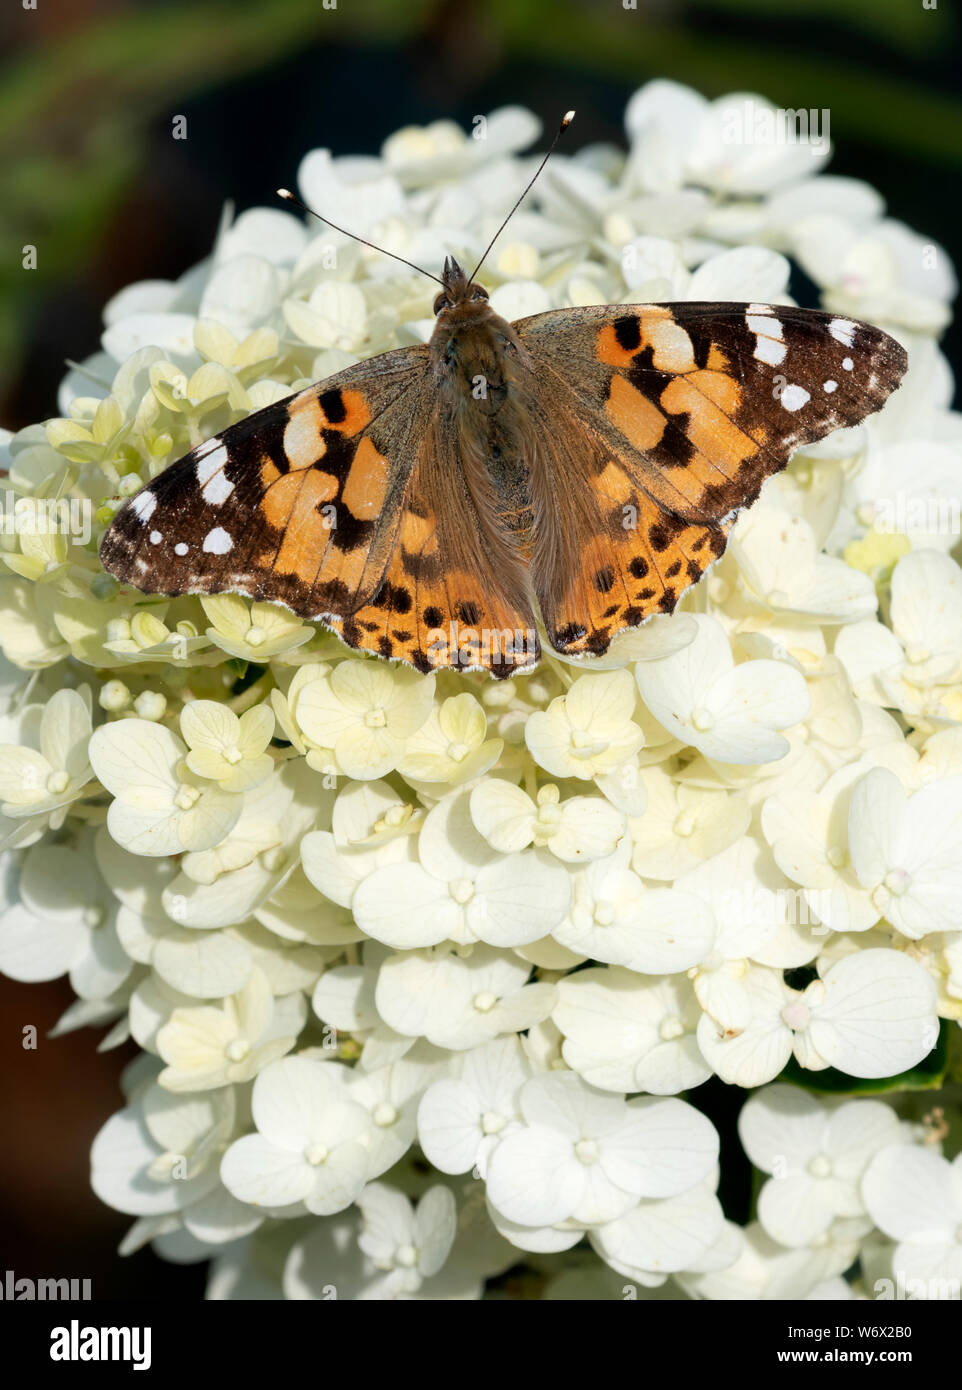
[101,345,540,675]
[101,347,431,617]
[514,302,907,657]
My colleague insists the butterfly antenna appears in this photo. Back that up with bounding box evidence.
[468,109,575,284]
[276,188,446,287]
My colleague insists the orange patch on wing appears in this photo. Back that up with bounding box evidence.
[260,456,282,488]
[399,509,435,552]
[606,375,666,451]
[593,459,637,506]
[596,323,638,368]
[685,369,741,413]
[706,343,730,372]
[659,378,757,471]
[341,437,389,520]
[260,469,339,579]
[313,538,373,596]
[325,390,371,436]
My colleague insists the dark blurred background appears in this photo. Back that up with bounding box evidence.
[0,0,960,1300]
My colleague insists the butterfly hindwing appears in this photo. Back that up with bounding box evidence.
[514,302,907,656]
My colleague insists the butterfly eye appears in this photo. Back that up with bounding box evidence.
[433,292,450,314]
[471,286,489,302]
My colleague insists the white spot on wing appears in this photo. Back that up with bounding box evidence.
[196,442,234,503]
[175,542,189,556]
[754,337,786,366]
[746,313,783,340]
[131,491,157,523]
[202,472,234,505]
[829,318,856,347]
[780,384,811,412]
[203,527,233,555]
[149,530,162,544]
[842,357,854,371]
[823,379,838,393]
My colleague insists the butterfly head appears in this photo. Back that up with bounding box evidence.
[433,257,489,315]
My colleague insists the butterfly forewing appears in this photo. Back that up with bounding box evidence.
[101,347,430,616]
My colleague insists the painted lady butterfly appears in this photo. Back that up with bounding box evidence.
[101,116,907,677]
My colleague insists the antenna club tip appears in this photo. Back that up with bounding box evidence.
[276,187,294,200]
[562,110,575,126]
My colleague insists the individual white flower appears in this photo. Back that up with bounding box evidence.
[634,614,809,764]
[417,1037,532,1178]
[0,840,131,999]
[524,670,644,780]
[0,687,93,824]
[849,439,962,554]
[793,215,955,332]
[91,1074,237,1218]
[89,716,242,856]
[351,788,571,949]
[200,593,314,661]
[381,106,540,188]
[375,944,557,1051]
[469,779,626,863]
[300,777,420,913]
[729,506,876,625]
[550,837,715,972]
[485,1071,718,1229]
[553,967,709,1095]
[220,1056,371,1215]
[847,767,962,938]
[628,766,751,880]
[760,755,909,934]
[862,1145,962,1286]
[294,660,435,780]
[156,968,301,1091]
[180,700,275,793]
[160,762,325,930]
[835,551,962,704]
[355,1183,457,1298]
[625,81,830,197]
[696,950,938,1086]
[738,1085,902,1247]
[348,1050,444,1179]
[396,692,502,787]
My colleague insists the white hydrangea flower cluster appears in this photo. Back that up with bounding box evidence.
[1,81,960,1301]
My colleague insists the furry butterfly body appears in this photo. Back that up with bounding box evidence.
[101,256,907,677]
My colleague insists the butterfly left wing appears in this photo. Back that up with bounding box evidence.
[101,345,541,677]
[514,302,907,657]
[100,347,431,619]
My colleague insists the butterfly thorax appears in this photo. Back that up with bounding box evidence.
[429,260,528,416]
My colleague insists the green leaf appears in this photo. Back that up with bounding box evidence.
[777,1020,952,1097]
